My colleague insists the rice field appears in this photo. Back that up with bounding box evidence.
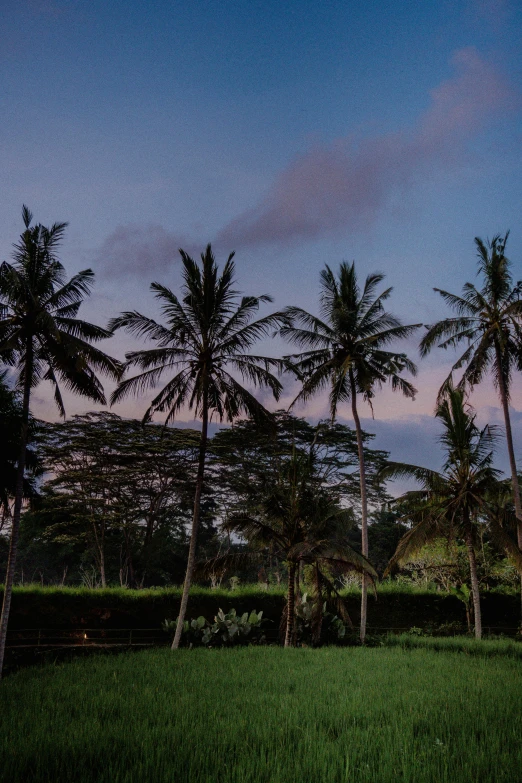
[1,644,521,782]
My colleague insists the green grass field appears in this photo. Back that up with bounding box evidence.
[1,644,521,782]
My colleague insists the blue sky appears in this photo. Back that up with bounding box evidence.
[2,0,522,475]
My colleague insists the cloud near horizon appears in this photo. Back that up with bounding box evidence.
[217,48,515,250]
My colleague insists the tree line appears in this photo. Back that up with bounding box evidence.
[2,409,391,583]
[1,206,522,673]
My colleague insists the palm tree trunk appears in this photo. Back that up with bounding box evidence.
[172,391,209,650]
[465,528,482,640]
[494,342,522,616]
[0,344,32,678]
[465,604,472,634]
[99,511,107,588]
[284,561,297,648]
[124,528,136,589]
[350,370,369,643]
[91,514,106,589]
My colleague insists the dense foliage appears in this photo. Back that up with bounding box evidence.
[0,373,40,529]
[32,413,205,588]
[382,388,522,637]
[1,211,522,651]
[0,208,119,675]
[5,410,390,591]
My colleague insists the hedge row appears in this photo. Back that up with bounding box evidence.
[2,586,520,634]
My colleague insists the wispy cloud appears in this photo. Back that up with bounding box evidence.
[94,224,202,279]
[217,48,515,250]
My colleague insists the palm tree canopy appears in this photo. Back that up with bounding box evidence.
[110,245,286,424]
[214,442,377,578]
[420,233,522,399]
[202,446,377,640]
[381,388,522,572]
[279,261,421,418]
[0,206,120,415]
[0,372,41,514]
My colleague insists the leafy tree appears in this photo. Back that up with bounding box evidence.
[212,438,377,647]
[382,388,522,638]
[211,410,390,523]
[420,234,522,594]
[391,537,470,592]
[110,245,285,648]
[14,487,87,586]
[210,413,381,645]
[366,509,409,577]
[37,413,203,586]
[0,206,119,676]
[280,261,420,640]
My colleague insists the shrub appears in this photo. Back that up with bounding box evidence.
[162,608,268,647]
[294,593,347,646]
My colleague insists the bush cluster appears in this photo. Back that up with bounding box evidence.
[163,608,267,647]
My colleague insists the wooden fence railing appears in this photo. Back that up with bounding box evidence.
[5,625,521,650]
[5,628,168,649]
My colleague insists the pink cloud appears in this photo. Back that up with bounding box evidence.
[95,224,202,279]
[217,48,515,250]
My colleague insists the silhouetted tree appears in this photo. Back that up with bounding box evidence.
[420,233,522,608]
[383,388,522,639]
[110,245,286,648]
[0,206,119,677]
[280,262,420,640]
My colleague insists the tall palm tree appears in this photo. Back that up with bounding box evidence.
[280,261,420,641]
[420,233,522,601]
[0,206,120,677]
[382,388,522,639]
[110,245,286,649]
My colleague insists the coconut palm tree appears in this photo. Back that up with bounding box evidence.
[0,206,120,677]
[420,234,522,567]
[280,261,421,641]
[110,245,286,649]
[0,372,41,529]
[382,388,522,639]
[207,444,378,647]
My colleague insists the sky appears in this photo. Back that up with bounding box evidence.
[1,0,522,477]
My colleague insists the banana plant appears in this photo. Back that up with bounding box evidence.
[295,592,347,646]
[162,608,266,647]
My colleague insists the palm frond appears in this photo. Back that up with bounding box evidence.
[384,513,444,575]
